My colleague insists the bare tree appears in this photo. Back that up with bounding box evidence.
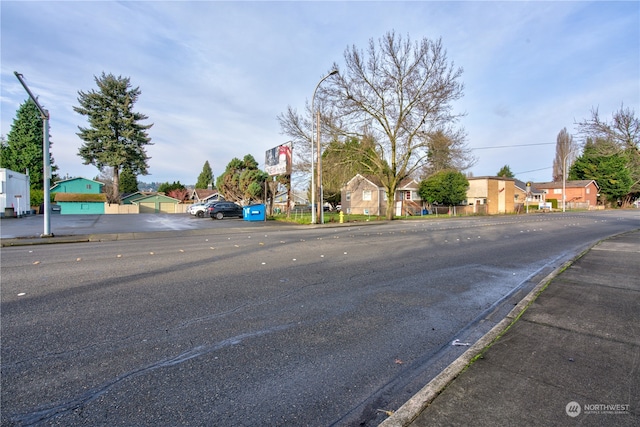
[277,103,340,191]
[576,104,639,151]
[552,128,578,182]
[322,31,465,219]
[94,167,118,204]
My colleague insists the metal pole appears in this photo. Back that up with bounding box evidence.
[317,110,323,224]
[14,71,53,237]
[562,152,572,213]
[311,101,316,224]
[562,157,566,213]
[43,115,52,235]
[310,70,338,224]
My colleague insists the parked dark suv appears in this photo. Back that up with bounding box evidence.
[208,202,243,220]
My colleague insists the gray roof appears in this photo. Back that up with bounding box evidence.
[534,180,599,189]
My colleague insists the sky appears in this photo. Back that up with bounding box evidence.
[1,1,638,187]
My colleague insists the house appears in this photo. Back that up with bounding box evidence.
[465,177,516,214]
[50,177,103,195]
[121,192,156,205]
[273,190,309,213]
[131,193,182,213]
[190,188,223,203]
[50,177,106,214]
[341,174,423,216]
[534,180,599,209]
[514,180,545,211]
[0,168,31,217]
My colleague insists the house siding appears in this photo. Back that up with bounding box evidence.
[50,178,106,215]
[50,178,103,194]
[56,201,105,215]
[342,176,383,215]
[341,174,423,216]
[535,181,599,208]
[466,177,515,214]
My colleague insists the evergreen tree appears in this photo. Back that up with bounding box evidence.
[421,128,476,178]
[119,167,139,194]
[196,160,214,189]
[1,99,58,189]
[158,181,186,194]
[576,105,639,205]
[321,136,378,206]
[569,139,632,204]
[496,165,515,178]
[74,73,153,202]
[418,170,469,206]
[216,155,268,205]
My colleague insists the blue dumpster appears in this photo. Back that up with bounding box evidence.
[243,204,266,221]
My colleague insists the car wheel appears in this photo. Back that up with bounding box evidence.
[196,211,204,218]
[216,212,224,220]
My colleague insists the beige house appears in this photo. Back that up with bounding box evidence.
[465,177,516,214]
[341,174,423,216]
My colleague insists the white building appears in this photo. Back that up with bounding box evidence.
[0,168,31,217]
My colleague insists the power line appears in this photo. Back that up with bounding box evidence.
[471,142,555,150]
[514,166,552,175]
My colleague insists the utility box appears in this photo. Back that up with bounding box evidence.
[243,204,265,221]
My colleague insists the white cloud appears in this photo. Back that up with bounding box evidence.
[2,1,638,186]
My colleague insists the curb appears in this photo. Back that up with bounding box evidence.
[0,220,386,247]
[378,244,594,427]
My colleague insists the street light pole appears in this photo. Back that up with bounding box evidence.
[14,72,53,237]
[562,151,573,213]
[311,70,338,224]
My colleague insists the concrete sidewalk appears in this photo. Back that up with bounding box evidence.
[381,230,639,427]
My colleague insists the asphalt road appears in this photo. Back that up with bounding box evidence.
[1,211,638,426]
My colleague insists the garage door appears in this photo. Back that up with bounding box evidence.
[139,203,156,213]
[159,202,175,213]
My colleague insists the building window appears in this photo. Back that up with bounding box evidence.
[586,188,590,194]
[362,190,372,201]
[405,191,411,200]
[553,189,562,194]
[346,191,351,201]
[86,184,92,190]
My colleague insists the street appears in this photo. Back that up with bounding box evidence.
[1,211,638,426]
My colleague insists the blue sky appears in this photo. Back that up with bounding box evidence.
[1,1,638,186]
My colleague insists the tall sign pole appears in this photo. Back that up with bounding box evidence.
[15,72,53,237]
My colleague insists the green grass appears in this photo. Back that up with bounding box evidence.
[269,211,388,224]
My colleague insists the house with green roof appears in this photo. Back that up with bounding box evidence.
[50,177,106,214]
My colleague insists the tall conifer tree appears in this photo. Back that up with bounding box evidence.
[1,99,58,189]
[75,73,152,202]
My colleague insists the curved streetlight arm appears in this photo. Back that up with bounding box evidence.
[14,71,53,236]
[14,72,49,119]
